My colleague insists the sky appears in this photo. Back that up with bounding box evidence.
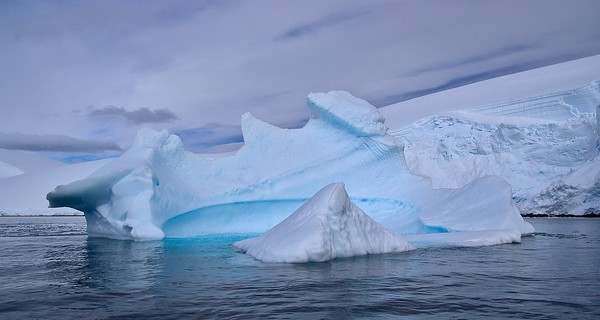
[1,0,599,162]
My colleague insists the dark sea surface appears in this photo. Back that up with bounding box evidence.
[0,216,599,319]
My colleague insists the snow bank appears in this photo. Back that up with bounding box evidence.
[234,183,414,263]
[48,91,531,243]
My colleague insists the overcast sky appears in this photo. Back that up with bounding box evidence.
[1,0,599,161]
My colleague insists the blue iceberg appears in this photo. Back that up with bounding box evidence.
[47,91,533,250]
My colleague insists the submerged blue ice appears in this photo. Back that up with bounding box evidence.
[47,91,533,248]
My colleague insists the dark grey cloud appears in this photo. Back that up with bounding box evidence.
[276,10,369,41]
[0,132,121,153]
[88,106,179,124]
[175,116,309,153]
[374,52,595,107]
[407,44,538,76]
[175,123,244,153]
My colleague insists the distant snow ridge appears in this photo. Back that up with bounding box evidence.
[0,149,108,215]
[0,160,22,179]
[234,183,414,263]
[0,149,62,179]
[47,91,532,245]
[467,80,600,120]
[391,80,600,215]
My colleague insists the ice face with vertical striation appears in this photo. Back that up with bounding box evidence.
[47,91,532,244]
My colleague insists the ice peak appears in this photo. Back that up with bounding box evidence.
[240,112,283,144]
[129,128,183,152]
[234,182,414,263]
[307,91,387,136]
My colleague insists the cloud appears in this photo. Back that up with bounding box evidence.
[0,0,599,161]
[407,44,538,76]
[373,52,593,107]
[0,132,121,153]
[88,106,178,124]
[175,123,244,153]
[275,10,369,41]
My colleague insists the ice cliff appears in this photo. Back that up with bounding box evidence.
[47,91,532,244]
[392,81,600,215]
[234,183,414,263]
[520,104,600,214]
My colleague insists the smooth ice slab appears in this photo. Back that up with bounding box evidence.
[234,183,414,263]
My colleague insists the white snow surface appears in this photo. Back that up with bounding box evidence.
[0,158,112,216]
[234,183,414,263]
[380,54,600,129]
[47,91,532,242]
[0,149,62,179]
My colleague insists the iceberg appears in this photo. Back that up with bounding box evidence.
[47,91,532,244]
[234,183,414,263]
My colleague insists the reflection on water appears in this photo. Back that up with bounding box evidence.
[0,217,599,319]
[82,238,165,291]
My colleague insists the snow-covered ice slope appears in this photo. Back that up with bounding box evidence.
[234,183,414,263]
[380,55,600,129]
[389,79,600,214]
[0,158,112,215]
[47,91,532,241]
[0,149,62,179]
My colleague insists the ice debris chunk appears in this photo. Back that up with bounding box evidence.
[420,176,533,235]
[47,90,532,242]
[234,183,414,263]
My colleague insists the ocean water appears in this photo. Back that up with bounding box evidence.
[0,217,599,319]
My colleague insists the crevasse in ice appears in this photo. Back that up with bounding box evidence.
[47,91,533,243]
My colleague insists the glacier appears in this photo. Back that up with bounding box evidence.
[391,81,600,214]
[47,91,532,247]
[234,183,414,263]
[520,104,600,214]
